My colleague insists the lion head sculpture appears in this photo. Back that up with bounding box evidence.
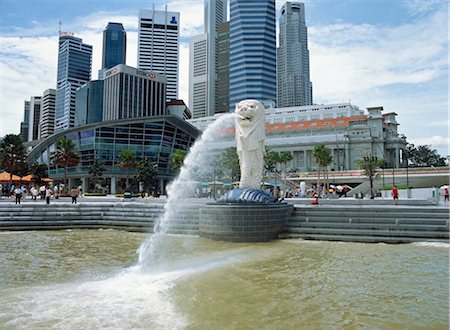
[235,99,266,190]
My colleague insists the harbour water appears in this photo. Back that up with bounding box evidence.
[0,230,448,329]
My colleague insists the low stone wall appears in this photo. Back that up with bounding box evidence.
[0,201,448,244]
[199,203,293,242]
[283,205,449,243]
[0,203,162,232]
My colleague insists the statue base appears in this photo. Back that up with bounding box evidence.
[199,190,292,242]
[216,188,276,204]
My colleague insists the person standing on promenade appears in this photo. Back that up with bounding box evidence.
[444,187,449,202]
[39,185,46,200]
[30,186,38,201]
[54,184,60,199]
[45,186,52,205]
[13,186,22,204]
[392,185,399,205]
[70,187,79,204]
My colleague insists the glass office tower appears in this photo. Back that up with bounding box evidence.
[55,33,92,132]
[229,0,276,111]
[277,2,313,107]
[102,22,127,70]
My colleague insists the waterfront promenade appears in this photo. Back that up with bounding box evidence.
[0,195,448,243]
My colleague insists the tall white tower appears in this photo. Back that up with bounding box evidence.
[138,7,180,102]
[277,2,313,107]
[189,0,227,118]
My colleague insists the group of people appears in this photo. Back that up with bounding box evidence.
[0,183,83,204]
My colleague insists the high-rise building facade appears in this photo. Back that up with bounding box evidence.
[75,81,104,126]
[55,33,92,132]
[216,22,230,113]
[39,89,56,139]
[19,101,30,142]
[229,0,276,111]
[102,22,127,70]
[138,8,179,102]
[189,0,228,118]
[205,0,227,115]
[102,64,167,121]
[189,34,208,118]
[277,2,313,107]
[28,96,42,141]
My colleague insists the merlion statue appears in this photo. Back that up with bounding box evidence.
[235,99,266,190]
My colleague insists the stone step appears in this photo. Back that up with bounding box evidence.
[293,209,448,217]
[287,227,449,238]
[281,233,449,243]
[287,217,449,225]
[285,222,449,231]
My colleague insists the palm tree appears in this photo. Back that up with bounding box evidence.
[135,157,158,193]
[29,162,48,185]
[219,147,240,182]
[0,134,28,188]
[51,138,80,193]
[312,144,332,197]
[117,149,136,188]
[264,149,282,189]
[88,160,106,192]
[170,149,187,172]
[357,155,383,199]
[279,151,293,193]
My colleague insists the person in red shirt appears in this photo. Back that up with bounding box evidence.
[444,187,449,202]
[392,185,399,205]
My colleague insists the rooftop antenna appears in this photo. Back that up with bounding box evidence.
[58,20,62,36]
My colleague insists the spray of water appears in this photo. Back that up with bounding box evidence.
[137,113,236,270]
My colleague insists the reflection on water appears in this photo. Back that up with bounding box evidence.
[0,230,448,329]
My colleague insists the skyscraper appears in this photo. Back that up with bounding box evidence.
[75,81,104,126]
[189,0,228,118]
[138,8,179,102]
[28,96,42,141]
[102,22,127,70]
[277,2,313,107]
[55,33,92,132]
[229,0,276,111]
[216,22,230,113]
[189,34,208,118]
[19,101,30,142]
[39,89,56,139]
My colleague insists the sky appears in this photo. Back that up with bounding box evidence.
[0,0,448,156]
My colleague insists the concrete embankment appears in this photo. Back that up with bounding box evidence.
[283,205,449,243]
[0,200,448,243]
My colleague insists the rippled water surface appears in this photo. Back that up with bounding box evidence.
[0,230,448,329]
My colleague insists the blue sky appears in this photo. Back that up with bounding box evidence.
[1,0,448,156]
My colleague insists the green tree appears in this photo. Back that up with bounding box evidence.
[135,157,158,193]
[117,149,136,188]
[219,147,241,182]
[312,144,333,196]
[88,160,106,192]
[0,134,28,188]
[51,138,80,193]
[357,155,384,199]
[29,162,48,185]
[406,144,446,167]
[279,151,293,192]
[170,149,187,172]
[264,149,282,188]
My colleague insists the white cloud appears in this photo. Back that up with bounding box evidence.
[401,0,446,15]
[309,9,447,101]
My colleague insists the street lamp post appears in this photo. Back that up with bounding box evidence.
[405,147,411,198]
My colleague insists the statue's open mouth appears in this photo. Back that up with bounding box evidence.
[237,114,251,120]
